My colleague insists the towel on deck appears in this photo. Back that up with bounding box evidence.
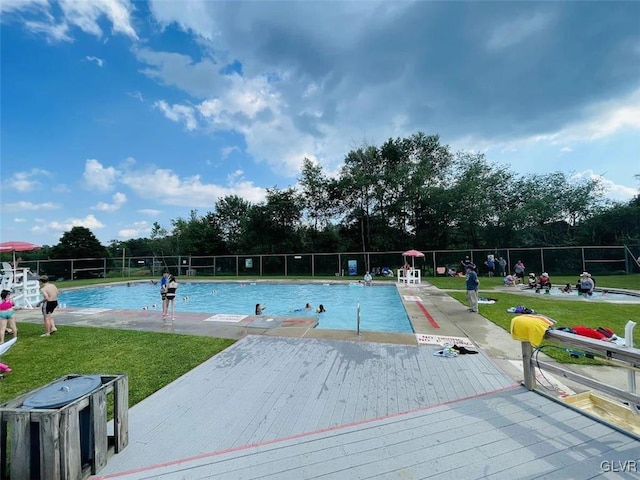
[510,314,557,347]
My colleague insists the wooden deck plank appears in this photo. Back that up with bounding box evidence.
[96,336,639,479]
[98,389,638,480]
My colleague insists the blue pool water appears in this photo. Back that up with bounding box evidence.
[525,287,640,303]
[59,282,413,333]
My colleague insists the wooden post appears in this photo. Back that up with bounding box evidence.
[38,410,61,480]
[114,375,129,453]
[59,404,82,480]
[9,411,32,480]
[521,342,536,390]
[91,390,108,474]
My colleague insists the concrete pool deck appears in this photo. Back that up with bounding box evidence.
[10,280,636,396]
[6,280,640,478]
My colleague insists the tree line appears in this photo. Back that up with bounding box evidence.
[14,132,640,260]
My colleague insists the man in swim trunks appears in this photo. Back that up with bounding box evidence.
[36,275,59,337]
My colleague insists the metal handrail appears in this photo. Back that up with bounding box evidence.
[521,324,640,409]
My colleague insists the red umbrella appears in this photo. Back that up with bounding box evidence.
[0,241,42,268]
[402,249,425,269]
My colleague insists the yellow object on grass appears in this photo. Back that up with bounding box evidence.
[510,314,557,347]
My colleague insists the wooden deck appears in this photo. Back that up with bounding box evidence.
[94,336,640,479]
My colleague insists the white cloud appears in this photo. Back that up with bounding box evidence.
[2,0,137,43]
[58,0,138,40]
[121,168,266,206]
[221,146,240,159]
[572,170,639,202]
[118,221,152,239]
[460,88,640,156]
[148,0,218,41]
[93,192,127,212]
[135,49,223,99]
[0,0,48,13]
[53,184,71,194]
[137,209,162,216]
[534,89,640,144]
[46,214,105,233]
[486,12,555,50]
[83,159,119,191]
[153,100,198,131]
[127,91,144,102]
[197,75,278,123]
[86,55,105,67]
[5,168,50,192]
[1,201,59,211]
[24,19,72,43]
[145,64,329,176]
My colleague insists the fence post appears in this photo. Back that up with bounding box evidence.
[432,251,436,276]
[522,342,536,390]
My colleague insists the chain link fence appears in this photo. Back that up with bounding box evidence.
[17,245,640,281]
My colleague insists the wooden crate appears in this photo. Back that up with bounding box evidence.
[564,391,640,435]
[0,374,128,480]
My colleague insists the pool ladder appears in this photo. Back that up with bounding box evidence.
[357,302,361,336]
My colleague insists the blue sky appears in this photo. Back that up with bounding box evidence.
[1,0,639,247]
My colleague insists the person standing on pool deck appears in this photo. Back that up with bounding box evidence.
[160,272,170,317]
[0,290,17,343]
[165,275,178,320]
[513,260,526,284]
[497,256,507,277]
[465,266,479,313]
[36,275,59,336]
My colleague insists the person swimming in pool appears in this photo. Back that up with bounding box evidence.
[316,304,326,313]
[294,303,313,312]
[255,303,266,315]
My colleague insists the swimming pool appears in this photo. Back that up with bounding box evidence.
[58,282,414,333]
[521,287,640,303]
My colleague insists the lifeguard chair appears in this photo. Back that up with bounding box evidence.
[1,263,40,309]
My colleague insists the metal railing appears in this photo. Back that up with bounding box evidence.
[520,323,639,410]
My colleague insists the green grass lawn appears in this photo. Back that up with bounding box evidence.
[426,273,640,291]
[447,289,639,364]
[0,323,234,405]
